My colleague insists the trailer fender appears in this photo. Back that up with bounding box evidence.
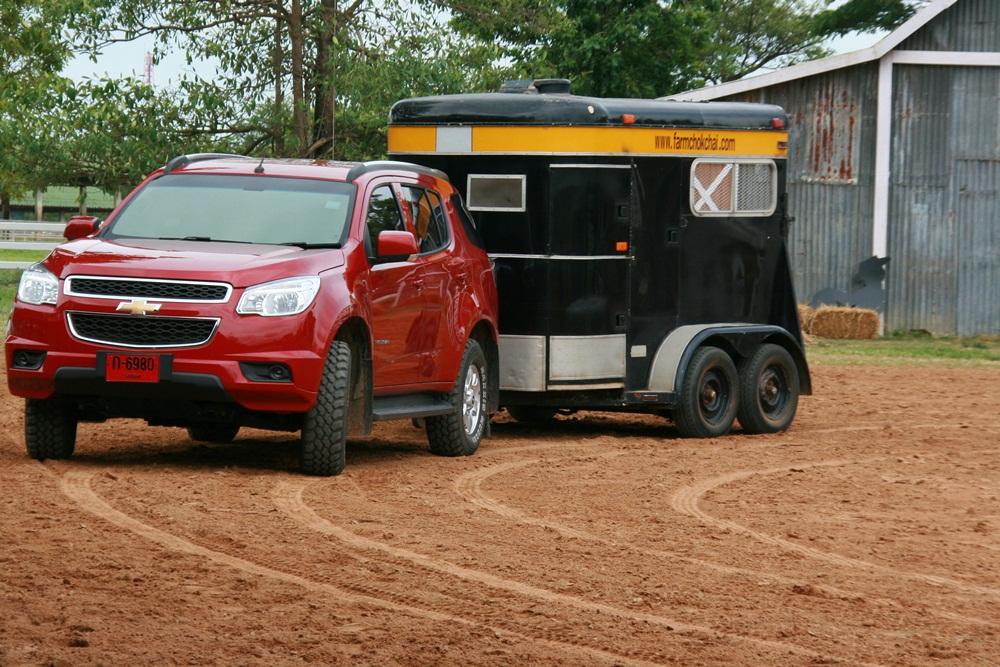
[646,324,811,396]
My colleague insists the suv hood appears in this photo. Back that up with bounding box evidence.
[44,237,345,288]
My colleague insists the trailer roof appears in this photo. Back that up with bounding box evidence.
[390,93,786,130]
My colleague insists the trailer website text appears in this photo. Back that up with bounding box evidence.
[655,133,737,152]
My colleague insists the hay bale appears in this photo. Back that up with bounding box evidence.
[809,306,879,339]
[797,304,815,333]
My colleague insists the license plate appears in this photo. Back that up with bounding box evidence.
[105,352,160,383]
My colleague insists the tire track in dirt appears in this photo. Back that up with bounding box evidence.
[56,468,666,667]
[275,478,881,667]
[453,455,998,628]
[670,456,1000,599]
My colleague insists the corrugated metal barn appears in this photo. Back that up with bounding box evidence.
[671,0,1000,335]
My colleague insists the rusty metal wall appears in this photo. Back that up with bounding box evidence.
[721,63,878,305]
[888,64,1000,335]
[899,0,1000,52]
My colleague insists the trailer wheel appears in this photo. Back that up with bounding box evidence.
[506,406,557,424]
[673,346,738,438]
[300,340,351,476]
[427,340,487,457]
[187,424,240,443]
[737,344,799,434]
[25,398,78,460]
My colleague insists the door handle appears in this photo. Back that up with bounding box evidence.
[413,279,424,291]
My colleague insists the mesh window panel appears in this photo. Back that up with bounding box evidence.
[692,162,734,214]
[736,163,774,213]
[467,176,524,211]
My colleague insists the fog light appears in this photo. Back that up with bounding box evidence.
[12,350,45,370]
[239,361,293,383]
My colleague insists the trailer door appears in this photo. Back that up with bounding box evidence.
[546,165,632,390]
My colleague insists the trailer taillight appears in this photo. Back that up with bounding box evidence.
[771,117,785,129]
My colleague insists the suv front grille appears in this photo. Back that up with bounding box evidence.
[67,312,219,348]
[66,277,231,302]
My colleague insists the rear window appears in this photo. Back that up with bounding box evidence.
[107,174,355,246]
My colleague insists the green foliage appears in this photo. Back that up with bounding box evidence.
[439,0,917,95]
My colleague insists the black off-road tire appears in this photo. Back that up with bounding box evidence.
[24,398,77,460]
[673,346,739,438]
[300,340,351,476]
[427,340,488,457]
[736,343,800,434]
[187,424,240,444]
[506,406,557,424]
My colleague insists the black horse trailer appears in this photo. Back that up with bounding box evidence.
[388,80,811,437]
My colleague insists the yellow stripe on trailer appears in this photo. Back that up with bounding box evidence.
[388,125,788,158]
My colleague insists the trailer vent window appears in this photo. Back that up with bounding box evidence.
[467,174,526,212]
[691,159,776,217]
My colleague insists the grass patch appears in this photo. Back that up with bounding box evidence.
[0,249,48,263]
[808,331,1000,365]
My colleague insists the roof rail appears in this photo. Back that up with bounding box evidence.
[346,160,448,183]
[162,153,248,175]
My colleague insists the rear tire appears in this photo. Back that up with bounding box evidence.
[673,346,739,438]
[506,406,557,424]
[736,344,800,434]
[187,424,240,443]
[427,340,488,457]
[300,340,351,476]
[25,398,77,460]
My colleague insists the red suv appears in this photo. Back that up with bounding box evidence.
[5,155,499,475]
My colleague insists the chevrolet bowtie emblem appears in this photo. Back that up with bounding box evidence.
[116,299,162,316]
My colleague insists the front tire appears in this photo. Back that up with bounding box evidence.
[673,346,739,438]
[300,340,351,476]
[25,398,77,460]
[736,344,800,434]
[427,340,488,457]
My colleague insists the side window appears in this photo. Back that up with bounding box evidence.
[365,185,405,257]
[401,186,450,254]
[690,159,777,217]
[450,193,484,249]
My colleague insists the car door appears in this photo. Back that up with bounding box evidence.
[364,183,426,388]
[397,184,453,382]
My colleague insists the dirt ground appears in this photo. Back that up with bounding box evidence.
[1,361,999,666]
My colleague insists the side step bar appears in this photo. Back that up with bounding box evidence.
[371,394,455,422]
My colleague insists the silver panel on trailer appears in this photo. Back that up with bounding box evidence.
[548,334,625,382]
[498,335,546,391]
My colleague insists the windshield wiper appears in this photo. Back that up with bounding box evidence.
[279,242,342,249]
[158,236,253,244]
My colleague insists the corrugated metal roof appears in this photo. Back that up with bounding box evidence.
[899,0,1000,52]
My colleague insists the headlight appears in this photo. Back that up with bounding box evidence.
[17,264,59,306]
[237,276,320,317]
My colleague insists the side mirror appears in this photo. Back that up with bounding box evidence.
[64,215,101,241]
[376,230,418,261]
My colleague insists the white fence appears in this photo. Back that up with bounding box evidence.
[0,221,64,269]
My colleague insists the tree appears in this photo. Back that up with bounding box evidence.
[0,1,74,216]
[437,0,918,96]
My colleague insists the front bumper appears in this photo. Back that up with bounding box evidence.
[6,301,325,414]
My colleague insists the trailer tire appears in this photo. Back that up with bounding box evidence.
[427,340,487,457]
[300,340,351,476]
[187,424,240,443]
[673,346,738,438]
[25,398,77,460]
[506,406,557,424]
[736,344,799,434]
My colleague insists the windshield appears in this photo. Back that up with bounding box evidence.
[107,174,355,246]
